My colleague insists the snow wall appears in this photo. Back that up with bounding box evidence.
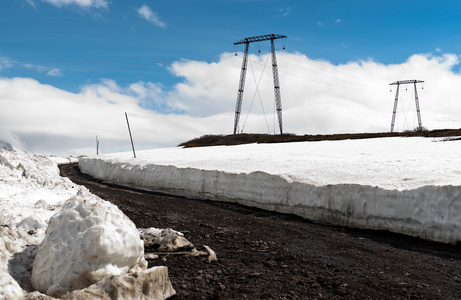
[79,158,461,245]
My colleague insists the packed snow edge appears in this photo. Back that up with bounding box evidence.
[79,156,461,244]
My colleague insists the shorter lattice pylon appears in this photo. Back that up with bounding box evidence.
[389,79,424,132]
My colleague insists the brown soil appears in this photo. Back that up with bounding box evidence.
[178,128,461,148]
[59,163,461,300]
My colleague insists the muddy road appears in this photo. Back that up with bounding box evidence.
[59,163,461,299]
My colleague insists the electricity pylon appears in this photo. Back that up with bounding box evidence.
[233,34,287,134]
[389,79,424,132]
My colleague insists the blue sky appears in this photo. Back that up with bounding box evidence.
[1,0,461,154]
[3,0,461,92]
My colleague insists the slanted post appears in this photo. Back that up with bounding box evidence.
[125,112,136,158]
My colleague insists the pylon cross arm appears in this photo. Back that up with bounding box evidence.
[389,79,424,86]
[233,34,287,45]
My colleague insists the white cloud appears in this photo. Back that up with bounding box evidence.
[137,5,166,28]
[46,68,62,77]
[0,55,62,76]
[24,0,37,8]
[335,18,342,23]
[0,57,14,70]
[1,52,461,155]
[163,52,461,134]
[318,21,325,28]
[275,7,291,18]
[0,77,229,155]
[41,0,109,9]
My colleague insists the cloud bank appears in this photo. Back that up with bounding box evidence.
[1,52,460,155]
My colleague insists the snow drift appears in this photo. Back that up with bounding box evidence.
[79,137,461,244]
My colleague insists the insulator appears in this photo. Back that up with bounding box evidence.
[235,53,237,56]
[283,46,286,50]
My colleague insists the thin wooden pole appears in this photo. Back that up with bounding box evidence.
[96,135,99,155]
[125,112,136,158]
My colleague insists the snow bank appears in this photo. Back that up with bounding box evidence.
[0,148,175,299]
[0,148,80,298]
[0,148,78,232]
[0,227,28,299]
[79,137,461,244]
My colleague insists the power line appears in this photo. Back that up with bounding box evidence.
[241,55,271,134]
[1,54,233,66]
[291,52,386,86]
[277,57,387,90]
[0,54,236,73]
[247,55,388,92]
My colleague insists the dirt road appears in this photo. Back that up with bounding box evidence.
[59,163,461,299]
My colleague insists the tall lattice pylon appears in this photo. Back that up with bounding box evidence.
[389,79,424,132]
[233,34,287,134]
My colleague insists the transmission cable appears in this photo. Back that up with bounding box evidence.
[248,55,388,92]
[241,55,271,133]
[291,52,386,86]
[277,57,386,90]
[421,89,461,122]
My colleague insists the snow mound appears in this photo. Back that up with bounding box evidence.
[0,148,60,185]
[0,149,78,232]
[31,190,148,297]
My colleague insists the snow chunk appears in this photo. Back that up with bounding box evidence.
[31,190,148,297]
[204,245,217,263]
[66,266,176,299]
[139,228,194,252]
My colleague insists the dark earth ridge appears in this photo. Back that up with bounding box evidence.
[178,128,461,148]
[59,163,461,300]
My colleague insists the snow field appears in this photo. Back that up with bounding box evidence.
[79,137,461,244]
